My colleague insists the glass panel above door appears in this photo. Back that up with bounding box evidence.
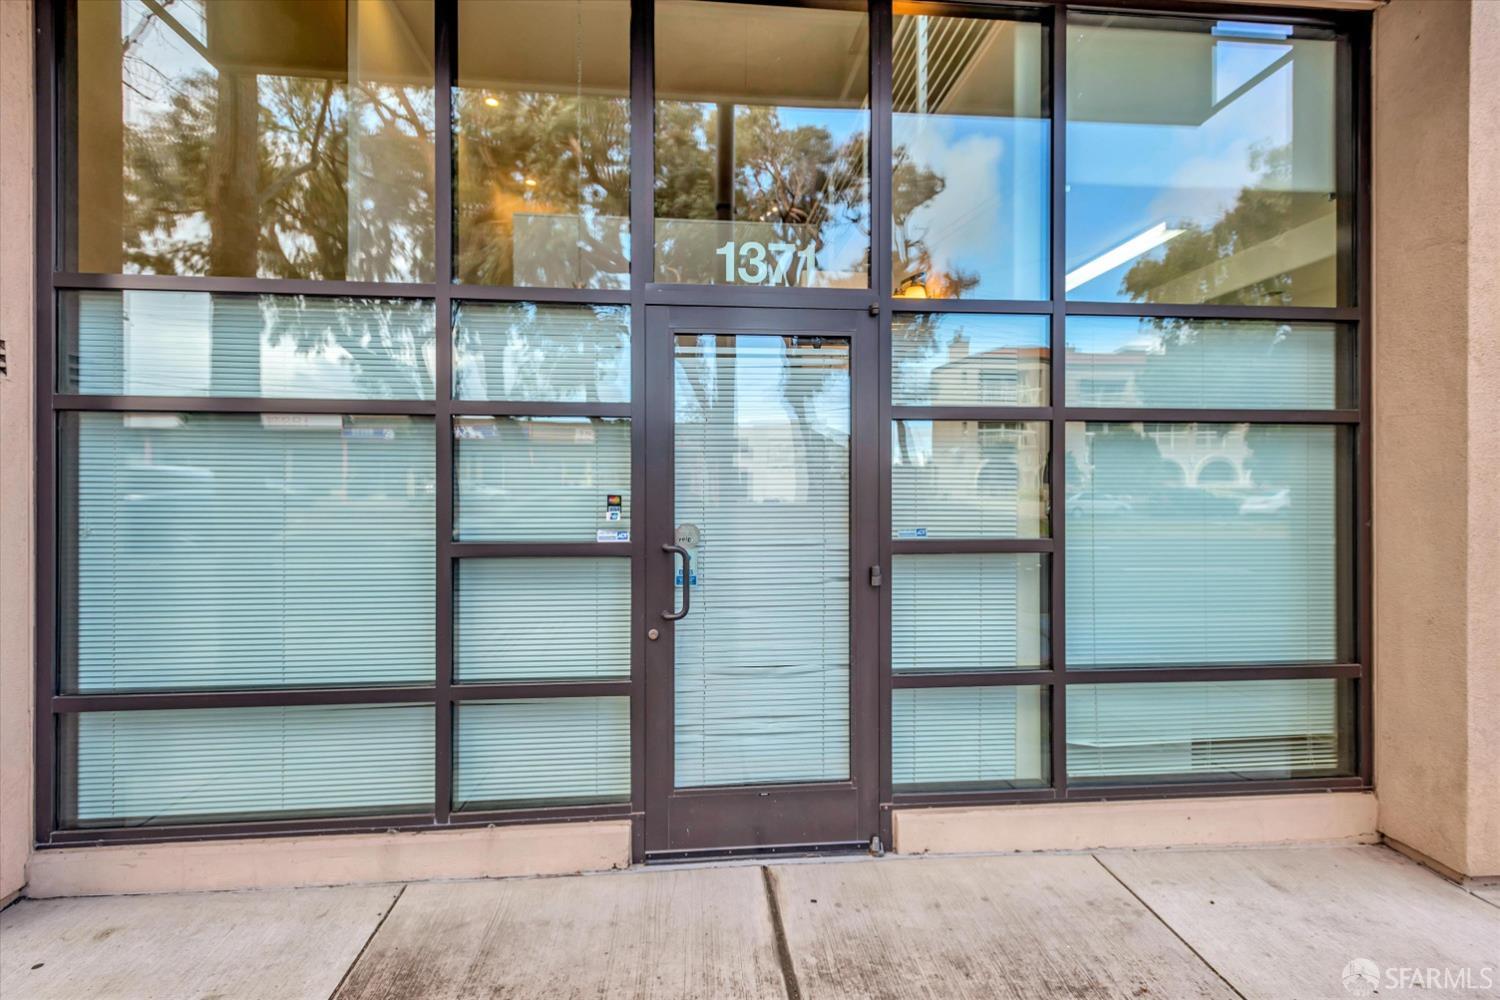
[653,1,870,288]
[672,334,852,787]
[892,9,1049,300]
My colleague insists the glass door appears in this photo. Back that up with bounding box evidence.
[643,306,878,855]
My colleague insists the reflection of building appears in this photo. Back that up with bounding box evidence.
[929,343,1049,406]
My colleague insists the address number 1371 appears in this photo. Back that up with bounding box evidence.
[714,240,816,286]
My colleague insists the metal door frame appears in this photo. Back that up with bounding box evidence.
[642,304,880,858]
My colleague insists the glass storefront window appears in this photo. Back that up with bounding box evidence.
[1067,317,1354,410]
[653,0,870,287]
[453,302,630,403]
[1065,422,1351,668]
[454,698,631,810]
[454,0,631,288]
[61,412,436,693]
[64,0,436,281]
[60,291,436,399]
[892,686,1050,792]
[892,420,1051,539]
[892,313,1050,407]
[892,554,1050,672]
[453,416,631,542]
[892,10,1049,300]
[1067,679,1354,782]
[1065,14,1343,306]
[61,704,434,827]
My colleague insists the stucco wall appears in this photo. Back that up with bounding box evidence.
[1372,0,1499,880]
[0,0,36,904]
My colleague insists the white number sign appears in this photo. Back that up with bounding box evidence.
[714,239,817,286]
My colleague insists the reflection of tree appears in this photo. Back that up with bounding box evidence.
[455,89,630,286]
[120,25,435,281]
[892,145,979,299]
[1121,144,1330,306]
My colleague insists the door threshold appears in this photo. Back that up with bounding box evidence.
[644,841,872,867]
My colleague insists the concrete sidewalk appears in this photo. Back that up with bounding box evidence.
[2,845,1496,1000]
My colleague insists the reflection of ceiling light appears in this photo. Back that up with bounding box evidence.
[484,96,500,107]
[524,177,538,188]
[896,273,929,298]
[1065,222,1185,292]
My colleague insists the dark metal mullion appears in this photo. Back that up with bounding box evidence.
[1063,300,1360,322]
[894,671,1055,690]
[1351,15,1375,786]
[1064,407,1360,425]
[452,542,635,559]
[1048,2,1068,798]
[452,680,633,701]
[53,395,435,415]
[433,0,457,826]
[53,272,438,299]
[892,405,1051,422]
[452,285,631,305]
[450,400,631,419]
[871,0,896,852]
[892,775,1367,810]
[889,297,1051,315]
[891,538,1052,555]
[627,0,654,860]
[54,687,438,713]
[34,0,60,845]
[44,803,634,848]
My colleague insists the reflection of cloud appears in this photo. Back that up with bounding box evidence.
[897,116,1047,297]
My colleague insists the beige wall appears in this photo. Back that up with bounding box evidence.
[0,0,35,905]
[1372,0,1499,880]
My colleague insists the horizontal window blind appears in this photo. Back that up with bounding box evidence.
[892,314,1050,407]
[892,686,1049,791]
[1067,318,1348,410]
[1065,423,1344,667]
[454,697,630,809]
[63,704,434,827]
[673,335,851,788]
[67,413,435,692]
[62,291,436,399]
[892,420,1050,539]
[456,558,631,680]
[453,302,630,402]
[1067,680,1349,781]
[891,554,1048,671]
[454,417,631,542]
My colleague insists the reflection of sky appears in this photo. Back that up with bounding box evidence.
[894,114,1049,299]
[674,335,849,442]
[1066,28,1331,301]
[770,106,870,276]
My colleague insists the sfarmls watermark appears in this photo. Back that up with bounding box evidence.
[1342,958,1497,996]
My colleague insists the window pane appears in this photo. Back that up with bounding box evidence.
[61,704,434,827]
[1065,423,1349,667]
[1067,679,1353,782]
[892,554,1049,672]
[892,12,1048,300]
[60,291,436,399]
[63,413,435,693]
[892,686,1049,792]
[892,421,1050,539]
[456,558,630,681]
[654,1,870,287]
[672,335,851,788]
[454,698,630,810]
[65,0,435,281]
[454,417,630,542]
[1066,15,1342,305]
[892,314,1049,407]
[1067,317,1352,409]
[453,303,630,403]
[454,0,630,288]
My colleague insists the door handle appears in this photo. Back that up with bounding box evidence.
[662,544,692,621]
